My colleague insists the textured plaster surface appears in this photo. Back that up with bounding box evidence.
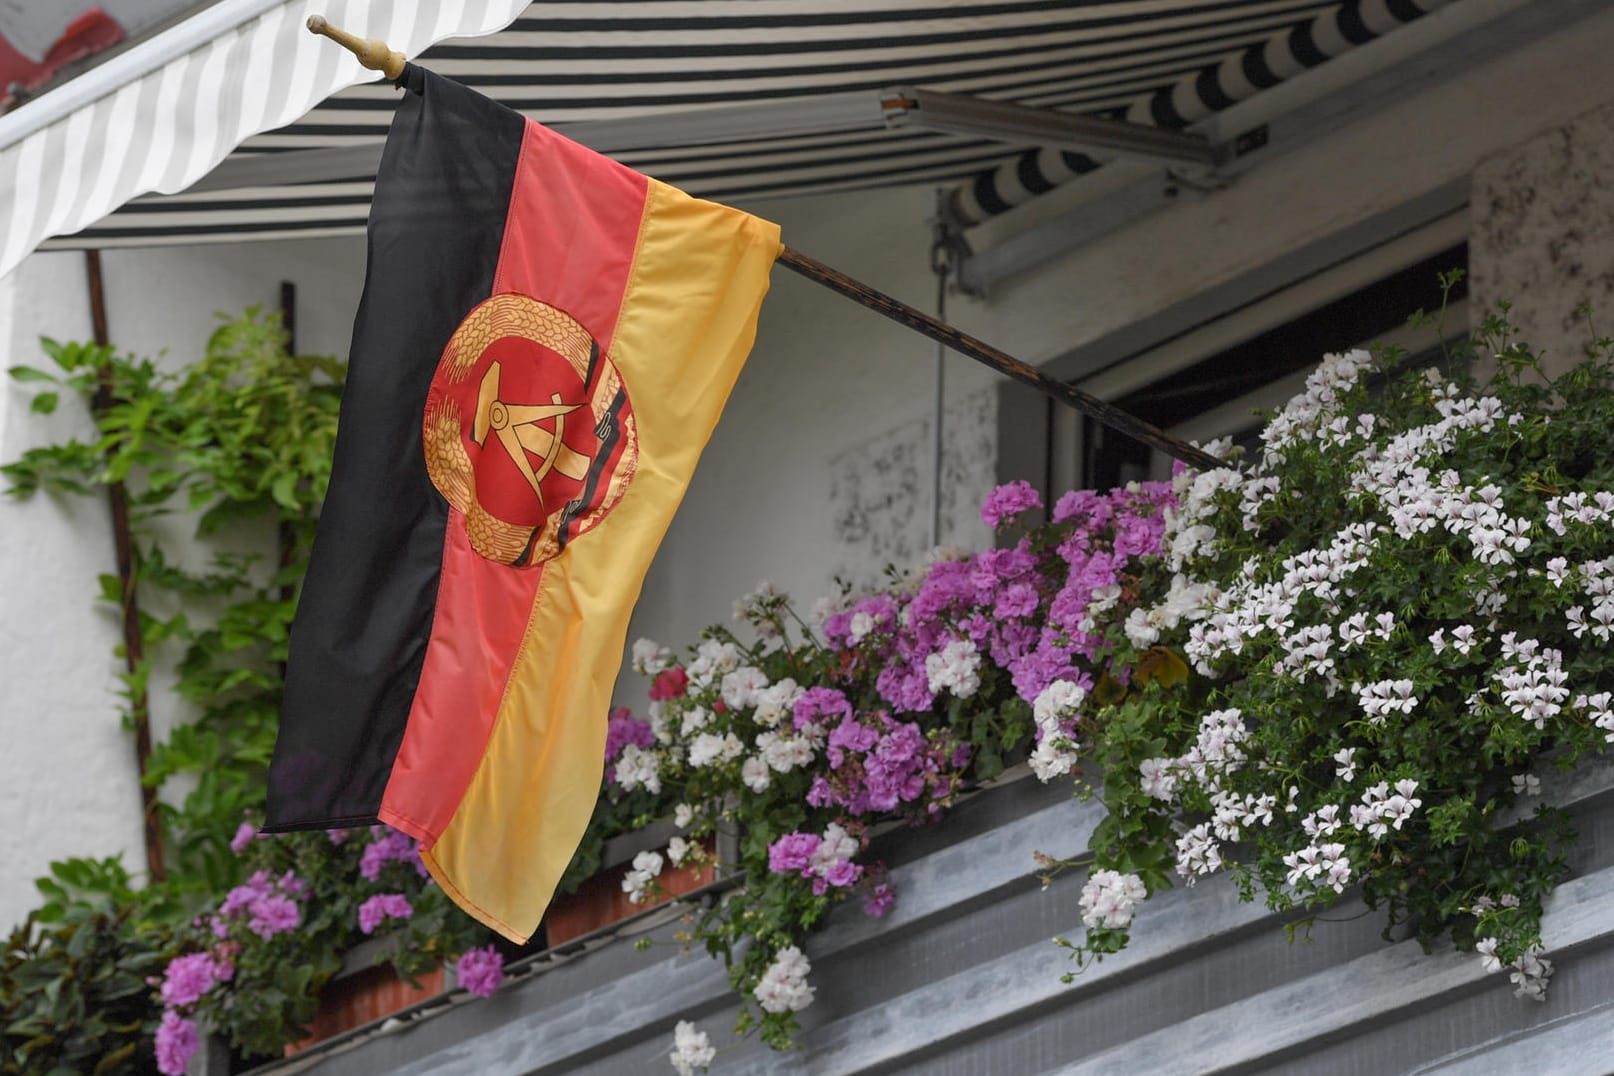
[1472,96,1614,376]
[826,385,995,584]
[0,239,363,929]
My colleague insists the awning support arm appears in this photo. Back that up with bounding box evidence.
[882,87,1223,170]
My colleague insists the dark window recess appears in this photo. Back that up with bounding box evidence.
[1084,242,1468,483]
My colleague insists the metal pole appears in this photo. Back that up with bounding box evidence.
[85,249,166,883]
[775,246,1223,472]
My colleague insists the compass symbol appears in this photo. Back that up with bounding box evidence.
[472,360,590,512]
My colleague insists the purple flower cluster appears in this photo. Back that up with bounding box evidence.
[767,833,821,875]
[215,870,305,941]
[456,945,505,998]
[863,882,896,918]
[821,594,900,650]
[603,707,656,783]
[981,479,1043,528]
[230,820,259,854]
[792,686,854,736]
[766,824,865,896]
[156,944,240,1073]
[361,825,428,881]
[852,481,1175,712]
[160,952,222,1009]
[358,892,415,935]
[810,710,967,818]
[155,1010,200,1075]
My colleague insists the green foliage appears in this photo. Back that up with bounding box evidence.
[0,858,174,1075]
[4,311,343,890]
[1,313,345,1064]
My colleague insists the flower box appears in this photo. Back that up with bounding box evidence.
[544,823,718,946]
[283,937,445,1056]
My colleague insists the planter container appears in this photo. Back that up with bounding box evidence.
[545,856,716,946]
[284,937,445,1056]
[545,823,720,946]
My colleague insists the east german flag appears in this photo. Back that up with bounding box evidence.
[263,64,780,942]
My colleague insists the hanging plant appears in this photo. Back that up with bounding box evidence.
[1060,287,1614,1001]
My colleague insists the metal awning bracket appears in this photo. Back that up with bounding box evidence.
[880,87,1227,171]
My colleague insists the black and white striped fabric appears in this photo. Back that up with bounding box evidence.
[6,0,1448,262]
[950,0,1453,222]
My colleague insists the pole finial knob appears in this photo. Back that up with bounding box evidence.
[305,14,406,81]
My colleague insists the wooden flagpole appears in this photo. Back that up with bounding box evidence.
[306,18,1224,472]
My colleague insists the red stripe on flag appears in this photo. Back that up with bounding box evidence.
[380,120,650,845]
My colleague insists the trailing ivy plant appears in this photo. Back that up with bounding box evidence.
[5,311,344,892]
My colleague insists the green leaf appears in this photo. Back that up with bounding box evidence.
[7,365,57,384]
[270,471,300,511]
[29,392,59,415]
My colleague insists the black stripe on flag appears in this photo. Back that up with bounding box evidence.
[265,67,526,831]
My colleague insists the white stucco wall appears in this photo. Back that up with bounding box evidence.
[626,183,999,663]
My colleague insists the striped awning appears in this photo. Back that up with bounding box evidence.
[4,0,1455,267]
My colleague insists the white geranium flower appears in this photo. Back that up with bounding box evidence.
[757,730,815,772]
[848,611,875,644]
[734,579,786,635]
[1174,823,1222,882]
[752,678,803,727]
[679,706,714,738]
[754,945,815,1014]
[925,638,981,698]
[1139,758,1178,802]
[1510,949,1553,1001]
[1032,679,1086,732]
[741,756,772,793]
[614,744,661,795]
[1029,736,1079,783]
[1079,870,1146,930]
[1578,691,1614,741]
[688,732,744,768]
[686,640,741,688]
[720,666,770,711]
[647,700,674,745]
[810,823,859,875]
[1333,747,1357,782]
[1356,679,1418,723]
[667,836,692,867]
[622,850,665,904]
[632,638,674,676]
[670,1021,715,1076]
